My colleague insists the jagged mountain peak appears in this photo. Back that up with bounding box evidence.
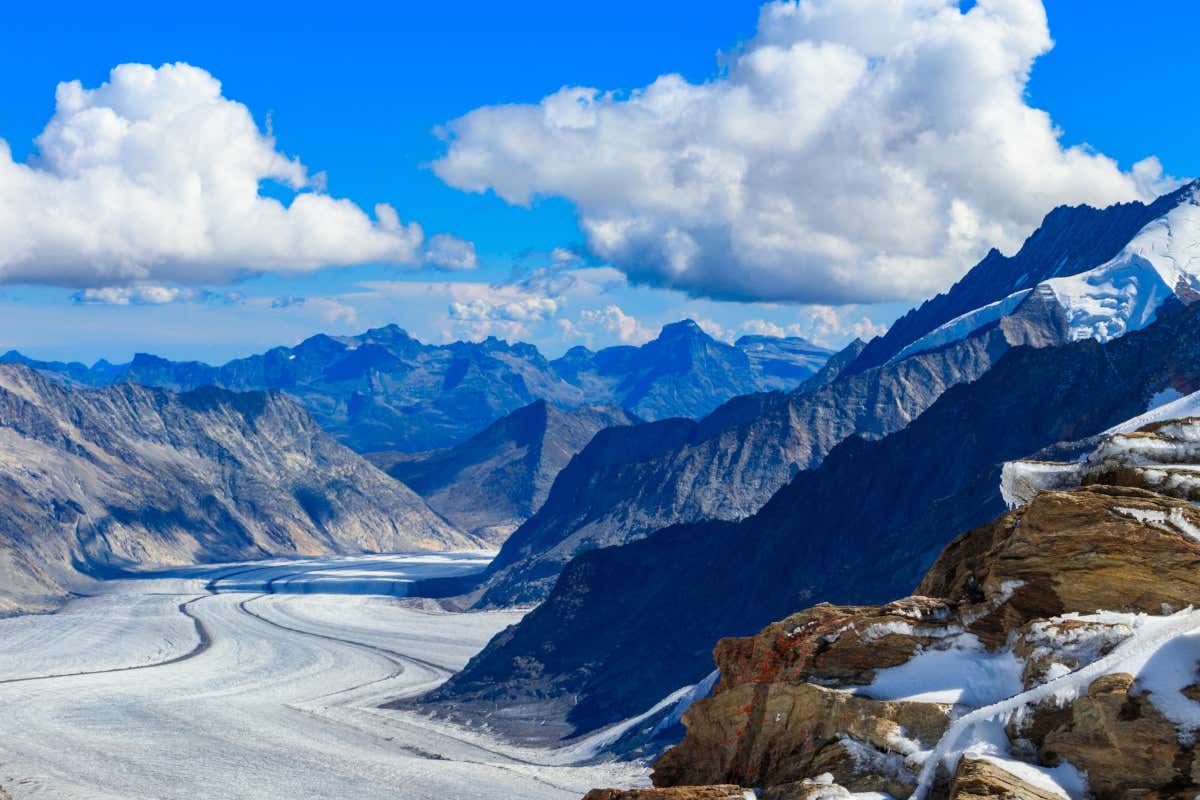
[890,182,1200,362]
[8,318,830,452]
[846,181,1200,374]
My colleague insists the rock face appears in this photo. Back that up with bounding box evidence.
[420,300,1200,741]
[649,484,1200,799]
[372,401,637,543]
[4,321,828,454]
[0,363,476,615]
[948,759,1064,800]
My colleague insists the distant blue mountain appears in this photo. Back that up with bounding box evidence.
[2,320,830,453]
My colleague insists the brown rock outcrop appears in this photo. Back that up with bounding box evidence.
[918,486,1200,645]
[646,486,1200,799]
[948,758,1063,800]
[1031,673,1196,800]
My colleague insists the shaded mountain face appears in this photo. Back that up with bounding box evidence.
[369,401,638,543]
[845,181,1196,374]
[0,364,476,616]
[452,291,1066,608]
[418,302,1200,741]
[3,322,829,453]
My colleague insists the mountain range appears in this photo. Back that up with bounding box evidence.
[0,363,474,615]
[422,299,1200,743]
[414,182,1200,609]
[1,321,831,454]
[412,181,1200,747]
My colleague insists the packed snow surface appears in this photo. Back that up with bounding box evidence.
[1106,388,1200,434]
[859,633,1024,706]
[889,289,1032,363]
[0,554,647,799]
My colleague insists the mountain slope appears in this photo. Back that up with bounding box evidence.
[845,182,1194,373]
[417,301,1200,741]
[0,364,476,615]
[3,322,829,453]
[455,289,1066,607]
[372,401,637,542]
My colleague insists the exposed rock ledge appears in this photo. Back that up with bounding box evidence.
[587,484,1200,799]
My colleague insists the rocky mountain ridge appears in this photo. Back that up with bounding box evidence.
[0,363,475,615]
[426,185,1200,610]
[445,261,1072,608]
[370,401,638,543]
[2,321,830,454]
[844,182,1195,374]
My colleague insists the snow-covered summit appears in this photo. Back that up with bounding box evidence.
[892,182,1200,363]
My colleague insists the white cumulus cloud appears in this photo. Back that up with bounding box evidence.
[75,285,198,305]
[434,0,1175,305]
[449,294,560,322]
[423,234,479,271]
[0,62,451,287]
[560,305,655,346]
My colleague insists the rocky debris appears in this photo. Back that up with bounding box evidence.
[1028,673,1193,799]
[948,759,1064,800]
[0,363,477,615]
[582,787,749,800]
[641,484,1200,799]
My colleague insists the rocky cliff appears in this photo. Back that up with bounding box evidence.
[417,301,1200,741]
[0,364,476,615]
[372,401,637,543]
[641,483,1200,799]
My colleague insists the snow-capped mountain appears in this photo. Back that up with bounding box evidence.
[893,182,1200,362]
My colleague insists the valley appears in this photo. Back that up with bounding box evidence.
[0,554,646,800]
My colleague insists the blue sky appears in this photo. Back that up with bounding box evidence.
[0,0,1195,363]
